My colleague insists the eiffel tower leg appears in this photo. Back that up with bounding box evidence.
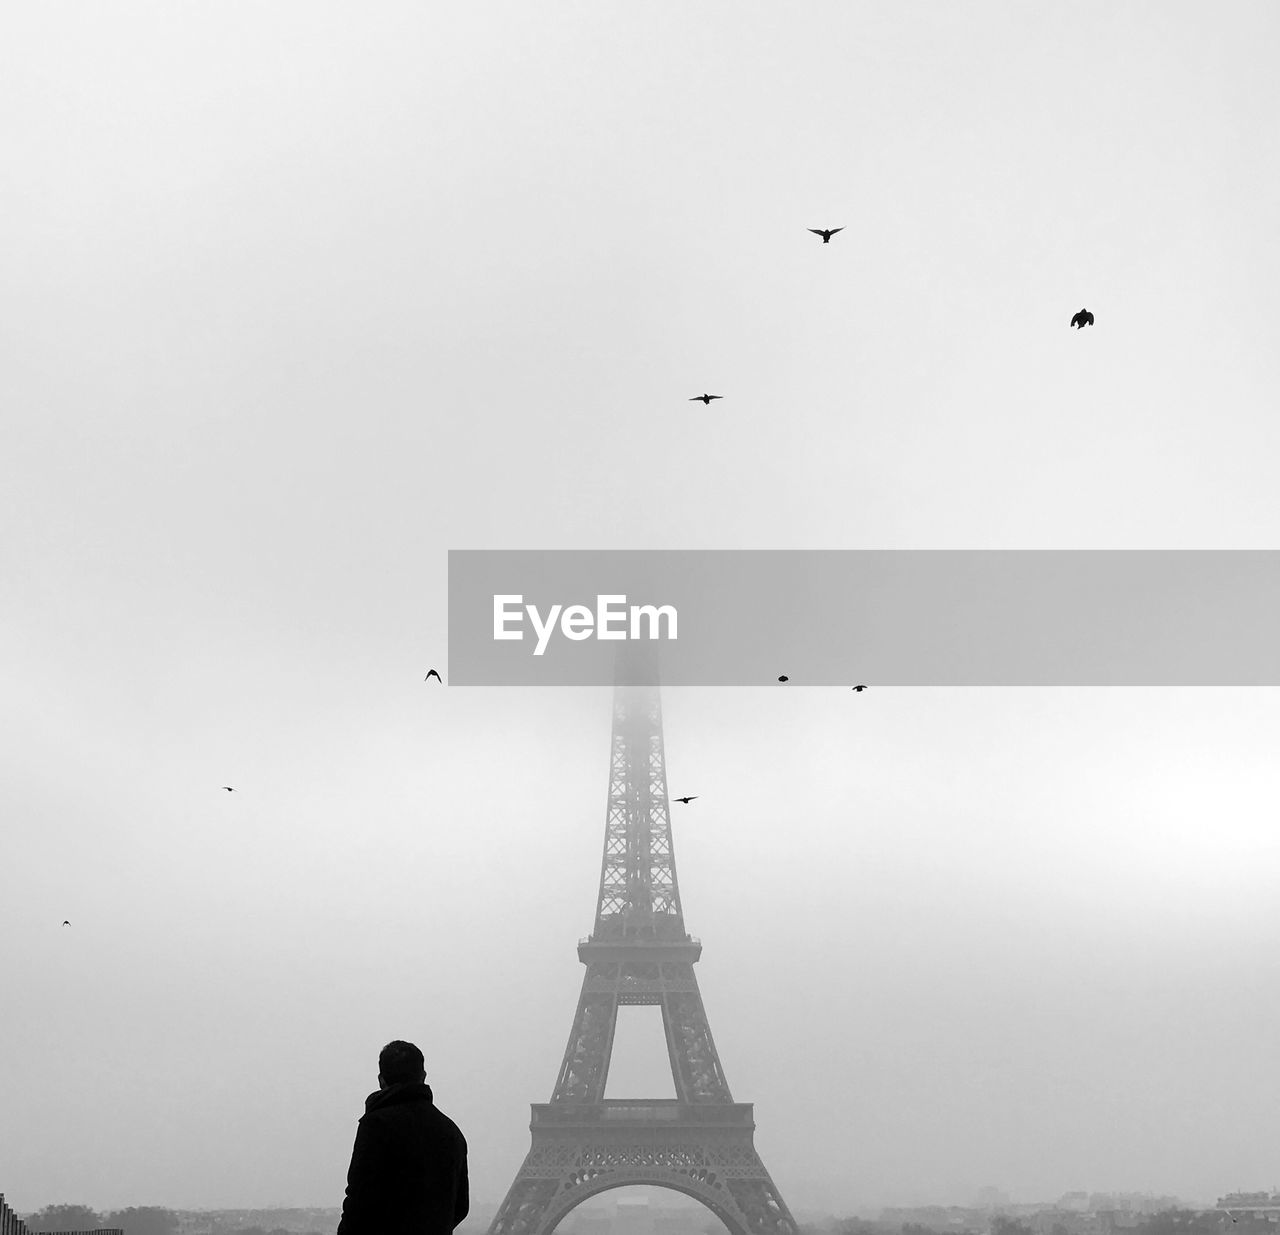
[489,1170,562,1235]
[723,1173,798,1235]
[661,966,732,1104]
[551,968,620,1103]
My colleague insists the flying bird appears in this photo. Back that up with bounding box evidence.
[424,669,442,683]
[689,394,722,404]
[221,786,235,792]
[852,684,868,692]
[673,796,699,805]
[778,675,789,682]
[808,228,844,243]
[1070,308,1095,329]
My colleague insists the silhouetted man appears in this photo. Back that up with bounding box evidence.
[337,1040,469,1235]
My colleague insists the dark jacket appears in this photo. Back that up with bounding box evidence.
[336,1081,469,1235]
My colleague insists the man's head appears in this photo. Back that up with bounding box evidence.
[378,1040,426,1089]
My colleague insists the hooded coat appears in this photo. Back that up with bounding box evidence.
[336,1081,469,1235]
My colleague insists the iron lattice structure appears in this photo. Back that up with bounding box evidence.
[489,653,797,1235]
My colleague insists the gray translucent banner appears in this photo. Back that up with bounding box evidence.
[447,551,1280,685]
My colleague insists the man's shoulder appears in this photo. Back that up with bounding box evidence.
[433,1106,468,1148]
[362,1091,466,1145]
[413,1101,467,1150]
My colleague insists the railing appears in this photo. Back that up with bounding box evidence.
[1,1195,27,1235]
[531,1100,754,1127]
[0,1198,122,1235]
[577,936,702,947]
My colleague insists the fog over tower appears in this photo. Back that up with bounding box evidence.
[489,646,797,1235]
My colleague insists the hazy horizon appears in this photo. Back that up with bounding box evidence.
[3,1185,1225,1222]
[4,0,1280,1221]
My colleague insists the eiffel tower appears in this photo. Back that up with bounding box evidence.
[489,651,798,1235]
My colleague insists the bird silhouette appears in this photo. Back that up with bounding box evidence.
[852,684,868,692]
[424,669,442,683]
[808,228,844,243]
[778,675,789,682]
[673,796,699,805]
[221,786,235,792]
[689,394,722,404]
[1070,308,1095,328]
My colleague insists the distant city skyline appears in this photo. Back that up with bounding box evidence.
[13,1187,1259,1224]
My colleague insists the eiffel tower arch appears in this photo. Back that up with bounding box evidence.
[490,652,797,1235]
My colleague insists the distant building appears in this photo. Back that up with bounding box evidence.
[878,1205,987,1232]
[1217,1195,1280,1219]
[1094,1213,1145,1235]
[556,1193,712,1235]
[1089,1196,1183,1216]
[558,1211,612,1235]
[614,1198,657,1235]
[1027,1209,1103,1235]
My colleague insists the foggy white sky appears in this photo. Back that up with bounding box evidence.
[3,0,1280,1218]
